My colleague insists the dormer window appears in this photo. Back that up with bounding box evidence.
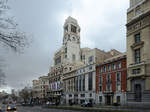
[71,24,77,33]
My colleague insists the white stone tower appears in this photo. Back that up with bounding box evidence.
[62,16,81,64]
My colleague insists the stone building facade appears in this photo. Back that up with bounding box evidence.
[47,65,63,103]
[39,76,49,99]
[47,16,81,104]
[46,16,122,105]
[32,80,41,99]
[32,76,49,99]
[62,63,82,104]
[96,53,127,105]
[63,47,120,105]
[126,0,150,105]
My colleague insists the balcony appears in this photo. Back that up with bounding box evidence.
[128,61,146,78]
[103,90,113,95]
[131,41,144,49]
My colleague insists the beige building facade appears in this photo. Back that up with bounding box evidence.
[32,80,41,98]
[32,76,49,99]
[47,16,122,105]
[47,65,63,103]
[126,0,150,105]
[63,47,121,105]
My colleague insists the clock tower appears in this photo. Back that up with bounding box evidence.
[62,16,81,64]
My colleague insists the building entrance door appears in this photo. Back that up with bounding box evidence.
[134,84,142,102]
[105,95,111,105]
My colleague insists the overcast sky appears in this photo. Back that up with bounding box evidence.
[0,0,129,92]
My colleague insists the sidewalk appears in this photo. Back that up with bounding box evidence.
[95,105,150,110]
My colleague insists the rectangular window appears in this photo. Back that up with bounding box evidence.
[99,86,102,92]
[79,75,81,91]
[99,96,102,102]
[80,100,85,104]
[89,93,92,97]
[65,54,67,58]
[117,73,121,82]
[112,64,116,70]
[135,33,141,43]
[88,56,93,63]
[132,69,136,74]
[83,55,85,60]
[116,72,121,91]
[75,77,78,92]
[99,76,102,92]
[89,66,92,70]
[82,75,85,91]
[55,56,61,65]
[132,68,141,74]
[135,8,141,16]
[72,54,76,61]
[100,67,103,73]
[81,55,85,60]
[99,76,102,84]
[80,94,85,97]
[74,94,78,97]
[135,49,140,63]
[65,47,67,53]
[104,66,106,72]
[71,24,77,33]
[118,62,121,69]
[88,72,93,91]
[106,74,111,91]
[83,68,85,72]
[107,74,111,84]
[137,68,141,74]
[65,25,68,32]
[107,65,111,71]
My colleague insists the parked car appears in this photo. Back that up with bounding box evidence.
[22,102,34,106]
[81,102,93,107]
[7,103,17,111]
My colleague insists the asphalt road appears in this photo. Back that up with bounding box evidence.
[1,105,150,112]
[16,106,83,112]
[16,106,150,112]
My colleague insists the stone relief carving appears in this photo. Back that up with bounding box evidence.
[127,14,150,36]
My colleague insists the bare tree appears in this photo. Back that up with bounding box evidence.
[0,68,6,87]
[19,87,32,103]
[0,0,30,87]
[0,0,29,52]
[0,57,6,87]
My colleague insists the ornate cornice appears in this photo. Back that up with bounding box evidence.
[126,10,150,36]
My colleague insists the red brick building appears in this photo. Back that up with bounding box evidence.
[96,53,127,105]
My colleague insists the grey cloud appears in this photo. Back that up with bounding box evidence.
[0,0,128,90]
